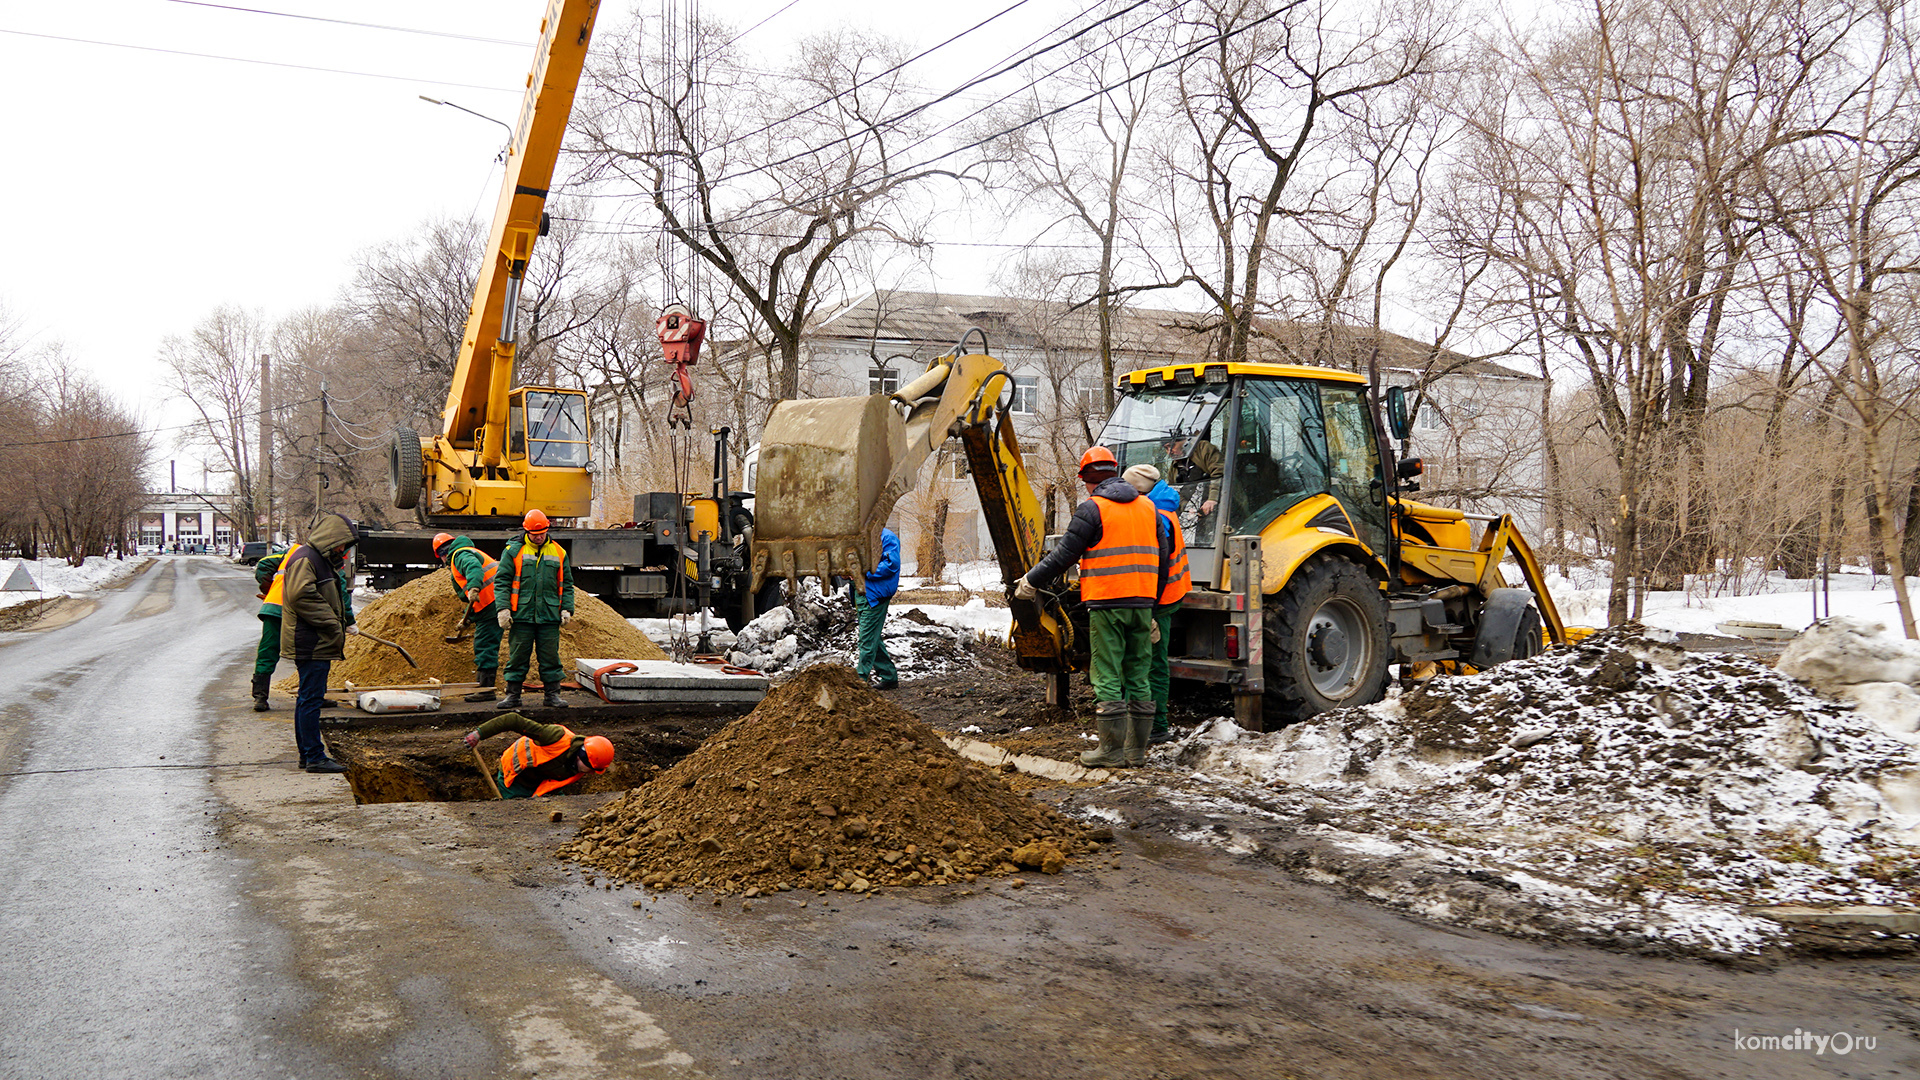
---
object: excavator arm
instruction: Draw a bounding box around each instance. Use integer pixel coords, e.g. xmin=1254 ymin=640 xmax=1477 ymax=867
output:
xmin=752 ymin=340 xmax=1075 ymax=675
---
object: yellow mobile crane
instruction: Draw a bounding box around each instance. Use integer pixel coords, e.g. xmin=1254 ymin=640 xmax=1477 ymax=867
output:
xmin=752 ymin=332 xmax=1566 ymax=728
xmin=388 ymin=0 xmax=600 ymax=522
xmin=368 ymin=0 xmax=776 ymax=627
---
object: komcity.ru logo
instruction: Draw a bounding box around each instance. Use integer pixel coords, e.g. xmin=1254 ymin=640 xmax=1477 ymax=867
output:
xmin=1732 ymin=1029 xmax=1877 ymax=1056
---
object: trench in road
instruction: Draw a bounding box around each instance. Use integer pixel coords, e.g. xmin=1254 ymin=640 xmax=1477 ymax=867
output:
xmin=0 ymin=558 xmax=336 ymax=1080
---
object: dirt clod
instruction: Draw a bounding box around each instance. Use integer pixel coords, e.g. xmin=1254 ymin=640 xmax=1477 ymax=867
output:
xmin=560 ymin=666 xmax=1095 ymax=895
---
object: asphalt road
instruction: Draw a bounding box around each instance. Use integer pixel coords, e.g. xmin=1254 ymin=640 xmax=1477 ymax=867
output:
xmin=0 ymin=557 xmax=1914 ymax=1080
xmin=0 ymin=557 xmax=331 ymax=1079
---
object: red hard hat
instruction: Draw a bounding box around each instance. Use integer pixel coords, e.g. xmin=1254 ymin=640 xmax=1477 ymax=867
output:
xmin=583 ymin=736 xmax=614 ymax=772
xmin=1078 ymin=446 xmax=1119 ymax=480
xmin=431 ymin=532 xmax=454 ymax=559
xmin=523 ymin=509 xmax=550 ymax=531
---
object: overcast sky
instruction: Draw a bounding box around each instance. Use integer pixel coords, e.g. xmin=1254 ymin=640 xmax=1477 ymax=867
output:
xmin=3 ymin=0 xmax=1055 ymax=463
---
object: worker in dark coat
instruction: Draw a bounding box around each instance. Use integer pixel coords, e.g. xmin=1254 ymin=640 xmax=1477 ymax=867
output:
xmin=463 ymin=715 xmax=613 ymax=798
xmin=1015 ymin=447 xmax=1172 ymax=768
xmin=279 ymin=512 xmax=359 ymax=773
xmin=494 ymin=508 xmax=575 ymax=710
xmin=856 ymin=526 xmax=901 ymax=689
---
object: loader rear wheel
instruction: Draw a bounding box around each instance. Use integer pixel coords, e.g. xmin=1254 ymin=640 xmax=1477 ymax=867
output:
xmin=389 ymin=428 xmax=423 ymax=511
xmin=1263 ymin=555 xmax=1389 ymax=727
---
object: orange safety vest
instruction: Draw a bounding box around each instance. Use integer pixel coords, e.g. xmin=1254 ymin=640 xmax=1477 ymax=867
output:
xmin=450 ymin=550 xmax=500 ymax=614
xmin=262 ymin=544 xmax=305 ymax=608
xmin=1079 ymin=495 xmax=1161 ymax=602
xmin=500 ymin=724 xmax=585 ymax=797
xmin=508 ymin=540 xmax=567 ymax=613
xmin=1157 ymin=508 xmax=1190 ymax=606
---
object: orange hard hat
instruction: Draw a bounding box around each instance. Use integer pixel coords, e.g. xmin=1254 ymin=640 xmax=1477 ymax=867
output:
xmin=431 ymin=532 xmax=455 ymax=559
xmin=523 ymin=509 xmax=550 ymax=531
xmin=583 ymin=736 xmax=614 ymax=772
xmin=1077 ymin=445 xmax=1119 ymax=480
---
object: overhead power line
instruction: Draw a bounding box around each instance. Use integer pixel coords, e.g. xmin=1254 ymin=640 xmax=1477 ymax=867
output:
xmin=0 ymin=395 xmax=322 ymax=449
xmin=0 ymin=27 xmax=517 ymax=93
xmin=160 ymin=1 xmax=527 ymax=46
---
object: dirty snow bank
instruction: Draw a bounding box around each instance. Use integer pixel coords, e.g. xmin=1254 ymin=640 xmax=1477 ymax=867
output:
xmin=1166 ymin=627 xmax=1920 ymax=954
xmin=1778 ymin=617 xmax=1920 ymax=746
xmin=0 ymin=556 xmax=146 ymax=608
xmin=725 ymin=584 xmax=1004 ymax=679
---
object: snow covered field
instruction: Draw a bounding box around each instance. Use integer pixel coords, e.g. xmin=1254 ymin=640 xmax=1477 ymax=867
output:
xmin=0 ymin=555 xmax=149 ymax=609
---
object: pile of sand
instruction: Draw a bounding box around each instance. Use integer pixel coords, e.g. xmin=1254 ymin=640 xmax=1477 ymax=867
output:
xmin=273 ymin=567 xmax=667 ymax=690
xmin=560 ymin=666 xmax=1098 ymax=896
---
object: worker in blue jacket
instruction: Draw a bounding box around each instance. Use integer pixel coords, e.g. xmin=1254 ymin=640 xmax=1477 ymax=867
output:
xmin=856 ymin=526 xmax=901 ymax=689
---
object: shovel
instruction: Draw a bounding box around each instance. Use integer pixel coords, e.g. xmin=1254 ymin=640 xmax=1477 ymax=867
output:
xmin=444 ymin=613 xmax=473 ymax=645
xmin=355 ymin=629 xmax=417 ymax=668
xmin=471 ymin=747 xmax=503 ymax=799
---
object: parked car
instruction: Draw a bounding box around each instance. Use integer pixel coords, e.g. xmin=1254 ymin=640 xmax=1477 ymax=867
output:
xmin=236 ymin=542 xmax=271 ymax=566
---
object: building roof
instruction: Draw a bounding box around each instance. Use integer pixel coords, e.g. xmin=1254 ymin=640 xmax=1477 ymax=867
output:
xmin=809 ymin=289 xmax=1536 ymax=381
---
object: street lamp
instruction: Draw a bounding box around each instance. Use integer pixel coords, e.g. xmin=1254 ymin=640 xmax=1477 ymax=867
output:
xmin=418 ymin=95 xmax=514 ymax=161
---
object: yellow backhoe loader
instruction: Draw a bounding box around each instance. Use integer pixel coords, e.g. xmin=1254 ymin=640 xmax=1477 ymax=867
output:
xmin=752 ymin=332 xmax=1565 ymax=729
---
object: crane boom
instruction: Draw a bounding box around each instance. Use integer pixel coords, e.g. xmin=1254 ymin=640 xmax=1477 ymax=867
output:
xmin=442 ymin=0 xmax=602 ymax=464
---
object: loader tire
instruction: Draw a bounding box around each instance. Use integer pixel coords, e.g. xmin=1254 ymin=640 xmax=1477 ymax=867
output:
xmin=1468 ymin=588 xmax=1543 ymax=669
xmin=1263 ymin=554 xmax=1390 ymax=727
xmin=390 ymin=428 xmax=423 ymax=511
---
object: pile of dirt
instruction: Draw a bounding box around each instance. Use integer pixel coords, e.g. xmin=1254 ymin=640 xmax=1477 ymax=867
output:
xmin=273 ymin=568 xmax=667 ymax=690
xmin=559 ymin=666 xmax=1100 ymax=896
xmin=1174 ymin=625 xmax=1920 ymax=954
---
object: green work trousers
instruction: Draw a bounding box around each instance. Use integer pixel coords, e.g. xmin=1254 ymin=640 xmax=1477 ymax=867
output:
xmin=855 ymin=592 xmax=896 ymax=684
xmin=254 ymin=615 xmax=282 ymax=676
xmin=1088 ymin=607 xmax=1153 ymax=704
xmin=471 ymin=611 xmax=503 ymax=676
xmin=1151 ymin=601 xmax=1179 ymax=726
xmin=505 ymin=620 xmax=564 ymax=686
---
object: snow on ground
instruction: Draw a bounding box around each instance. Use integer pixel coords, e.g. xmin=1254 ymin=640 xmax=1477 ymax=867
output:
xmin=1545 ymin=562 xmax=1916 ymax=638
xmin=1122 ymin=625 xmax=1920 ymax=956
xmin=0 ymin=555 xmax=147 ymax=609
xmin=719 ymin=582 xmax=1009 ymax=679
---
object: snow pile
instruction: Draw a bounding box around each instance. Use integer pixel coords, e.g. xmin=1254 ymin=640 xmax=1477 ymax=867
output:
xmin=0 ymin=556 xmax=146 ymax=609
xmin=1172 ymin=627 xmax=1920 ymax=954
xmin=1778 ymin=618 xmax=1920 ymax=745
xmin=725 ymin=584 xmax=1001 ymax=679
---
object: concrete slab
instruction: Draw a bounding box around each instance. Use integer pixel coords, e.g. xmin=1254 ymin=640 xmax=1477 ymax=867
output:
xmin=1746 ymin=904 xmax=1920 ymax=934
xmin=575 ymin=658 xmax=769 ymax=704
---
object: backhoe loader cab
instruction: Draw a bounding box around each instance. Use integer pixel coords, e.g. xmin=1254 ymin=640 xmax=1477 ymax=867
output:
xmin=1098 ymin=362 xmax=1565 ymax=726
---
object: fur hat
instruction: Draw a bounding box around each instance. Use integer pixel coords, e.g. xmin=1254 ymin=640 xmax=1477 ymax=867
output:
xmin=1123 ymin=463 xmax=1161 ymax=493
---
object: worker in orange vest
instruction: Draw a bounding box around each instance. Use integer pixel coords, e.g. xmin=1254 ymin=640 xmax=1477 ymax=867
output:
xmin=463 ymin=715 xmax=614 ymax=798
xmin=1126 ymin=464 xmax=1191 ymax=749
xmin=494 ymin=509 xmax=575 ymax=710
xmin=1015 ymin=447 xmax=1172 ymax=768
xmin=435 ymin=533 xmax=505 ymax=702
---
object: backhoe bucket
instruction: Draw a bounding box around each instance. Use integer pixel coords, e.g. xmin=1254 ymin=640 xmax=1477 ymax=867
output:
xmin=751 ymin=395 xmax=905 ymax=591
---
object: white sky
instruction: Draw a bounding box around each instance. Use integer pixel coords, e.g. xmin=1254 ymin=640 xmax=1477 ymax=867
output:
xmin=2 ymin=0 xmax=1055 ymax=459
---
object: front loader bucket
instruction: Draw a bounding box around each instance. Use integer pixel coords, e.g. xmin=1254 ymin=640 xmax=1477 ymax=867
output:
xmin=751 ymin=395 xmax=905 ymax=591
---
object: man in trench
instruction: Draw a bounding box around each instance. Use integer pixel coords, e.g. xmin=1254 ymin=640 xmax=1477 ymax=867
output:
xmin=463 ymin=715 xmax=615 ymax=798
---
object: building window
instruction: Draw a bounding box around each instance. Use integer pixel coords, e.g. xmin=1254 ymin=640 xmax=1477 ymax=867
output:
xmin=1077 ymin=381 xmax=1108 ymax=422
xmin=869 ymin=367 xmax=899 ymax=396
xmin=1011 ymin=375 xmax=1040 ymax=415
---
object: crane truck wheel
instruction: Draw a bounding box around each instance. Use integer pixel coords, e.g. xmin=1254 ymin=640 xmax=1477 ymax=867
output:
xmin=389 ymin=428 xmax=424 ymax=510
xmin=1263 ymin=554 xmax=1390 ymax=726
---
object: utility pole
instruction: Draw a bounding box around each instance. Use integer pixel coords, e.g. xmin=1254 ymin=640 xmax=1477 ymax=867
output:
xmin=259 ymin=353 xmax=273 ymax=542
xmin=314 ymin=377 xmax=328 ymax=512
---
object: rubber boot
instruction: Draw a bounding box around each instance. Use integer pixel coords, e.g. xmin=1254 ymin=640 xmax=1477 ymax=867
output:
xmin=1078 ymin=701 xmax=1130 ymax=769
xmin=251 ymin=672 xmax=271 ymax=712
xmin=1125 ymin=701 xmax=1155 ymax=766
xmin=465 ymin=669 xmax=497 ymax=703
xmin=498 ymin=682 xmax=523 ymax=710
xmin=542 ymin=686 xmax=568 ymax=709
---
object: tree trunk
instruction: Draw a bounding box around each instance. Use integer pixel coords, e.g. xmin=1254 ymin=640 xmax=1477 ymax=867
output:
xmin=925 ymin=498 xmax=949 ymax=585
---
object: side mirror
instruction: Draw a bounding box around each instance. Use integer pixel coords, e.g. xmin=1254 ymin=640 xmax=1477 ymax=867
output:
xmin=1386 ymin=386 xmax=1412 ymax=442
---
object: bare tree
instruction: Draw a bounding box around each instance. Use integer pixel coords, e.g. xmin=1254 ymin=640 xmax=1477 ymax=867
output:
xmin=159 ymin=305 xmax=266 ymax=532
xmin=575 ymin=17 xmax=973 ymax=404
xmin=24 ymin=355 xmax=152 ymax=564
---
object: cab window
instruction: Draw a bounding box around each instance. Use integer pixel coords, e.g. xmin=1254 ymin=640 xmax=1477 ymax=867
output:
xmin=523 ymin=391 xmax=589 ymax=468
